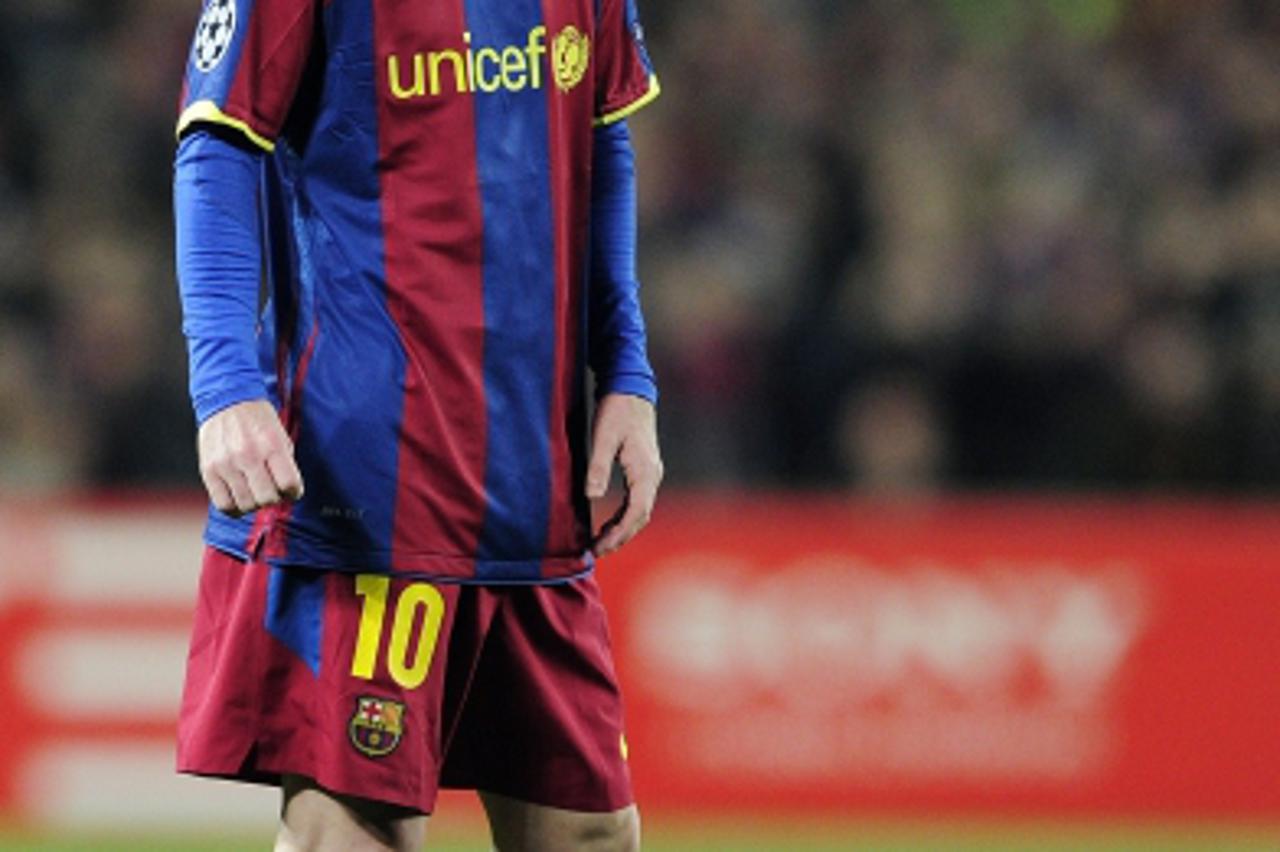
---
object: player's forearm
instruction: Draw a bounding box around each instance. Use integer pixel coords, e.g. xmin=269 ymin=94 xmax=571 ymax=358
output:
xmin=175 ymin=129 xmax=269 ymax=424
xmin=589 ymin=121 xmax=658 ymax=403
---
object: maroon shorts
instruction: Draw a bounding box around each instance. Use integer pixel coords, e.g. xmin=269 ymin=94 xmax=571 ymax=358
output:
xmin=177 ymin=547 xmax=633 ymax=814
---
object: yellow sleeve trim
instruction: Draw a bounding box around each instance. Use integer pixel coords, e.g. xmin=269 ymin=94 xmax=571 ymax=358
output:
xmin=595 ymin=75 xmax=661 ymax=127
xmin=177 ymin=100 xmax=276 ymax=153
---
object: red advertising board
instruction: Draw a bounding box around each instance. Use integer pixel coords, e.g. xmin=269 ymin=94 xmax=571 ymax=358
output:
xmin=598 ymin=496 xmax=1280 ymax=817
xmin=0 ymin=495 xmax=1276 ymax=825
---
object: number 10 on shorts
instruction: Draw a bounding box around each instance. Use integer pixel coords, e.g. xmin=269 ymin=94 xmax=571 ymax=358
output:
xmin=350 ymin=575 xmax=446 ymax=689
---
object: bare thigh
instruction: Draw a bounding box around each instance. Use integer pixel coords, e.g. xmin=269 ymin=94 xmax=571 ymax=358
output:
xmin=480 ymin=791 xmax=640 ymax=852
xmin=276 ymin=774 xmax=428 ymax=852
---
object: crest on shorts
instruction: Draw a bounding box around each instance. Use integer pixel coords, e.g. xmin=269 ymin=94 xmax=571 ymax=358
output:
xmin=349 ymin=695 xmax=406 ymax=758
xmin=193 ymin=0 xmax=236 ymax=73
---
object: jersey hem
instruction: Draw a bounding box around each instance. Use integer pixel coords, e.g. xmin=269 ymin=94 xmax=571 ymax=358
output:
xmin=204 ymin=531 xmax=596 ymax=586
xmin=177 ymin=100 xmax=277 ymax=153
xmin=595 ymin=75 xmax=661 ymax=127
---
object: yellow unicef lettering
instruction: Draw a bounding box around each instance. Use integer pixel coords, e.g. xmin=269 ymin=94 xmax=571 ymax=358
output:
xmin=351 ymin=575 xmax=391 ymax=679
xmin=390 ymin=24 xmax=567 ymax=100
xmin=526 ymin=25 xmax=547 ymax=90
xmin=501 ymin=45 xmax=528 ymax=91
xmin=429 ymin=49 xmax=466 ymax=96
xmin=463 ymin=32 xmax=477 ymax=93
xmin=475 ymin=47 xmax=502 ymax=93
xmin=387 ymin=584 xmax=446 ymax=689
xmin=387 ymin=54 xmax=426 ymax=99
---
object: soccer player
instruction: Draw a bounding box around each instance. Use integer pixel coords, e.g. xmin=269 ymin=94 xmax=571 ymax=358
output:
xmin=172 ymin=0 xmax=663 ymax=849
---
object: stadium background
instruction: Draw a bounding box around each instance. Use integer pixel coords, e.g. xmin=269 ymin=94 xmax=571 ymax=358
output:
xmin=0 ymin=0 xmax=1278 ymax=849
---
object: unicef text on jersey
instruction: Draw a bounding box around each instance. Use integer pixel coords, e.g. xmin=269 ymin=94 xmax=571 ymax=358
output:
xmin=387 ymin=25 xmax=591 ymax=101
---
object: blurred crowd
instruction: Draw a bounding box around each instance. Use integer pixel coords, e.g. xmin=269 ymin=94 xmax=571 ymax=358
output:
xmin=0 ymin=0 xmax=1277 ymax=494
xmin=641 ymin=0 xmax=1280 ymax=492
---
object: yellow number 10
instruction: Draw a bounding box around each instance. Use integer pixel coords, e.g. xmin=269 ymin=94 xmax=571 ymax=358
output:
xmin=350 ymin=575 xmax=446 ymax=690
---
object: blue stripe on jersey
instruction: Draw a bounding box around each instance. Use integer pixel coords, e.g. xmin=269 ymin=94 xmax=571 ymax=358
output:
xmin=465 ymin=0 xmax=556 ymax=580
xmin=275 ymin=0 xmax=403 ymax=568
xmin=265 ymin=565 xmax=325 ymax=675
xmin=185 ymin=0 xmax=256 ymax=104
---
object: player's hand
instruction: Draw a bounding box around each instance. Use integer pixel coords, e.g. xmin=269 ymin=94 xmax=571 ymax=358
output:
xmin=197 ymin=399 xmax=304 ymax=518
xmin=586 ymin=393 xmax=663 ymax=557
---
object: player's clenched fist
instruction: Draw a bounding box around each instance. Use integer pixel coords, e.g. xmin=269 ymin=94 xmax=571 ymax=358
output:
xmin=198 ymin=399 xmax=304 ymax=517
xmin=587 ymin=393 xmax=664 ymax=557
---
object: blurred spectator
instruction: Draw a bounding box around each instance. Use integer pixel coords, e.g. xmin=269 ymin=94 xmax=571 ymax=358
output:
xmin=0 ymin=0 xmax=1277 ymax=493
xmin=834 ymin=372 xmax=948 ymax=495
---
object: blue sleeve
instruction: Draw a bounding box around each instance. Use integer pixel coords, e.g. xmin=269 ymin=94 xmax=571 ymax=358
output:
xmin=174 ymin=130 xmax=269 ymax=424
xmin=589 ymin=120 xmax=658 ymax=403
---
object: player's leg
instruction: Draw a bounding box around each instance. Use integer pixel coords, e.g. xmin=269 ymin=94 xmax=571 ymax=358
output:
xmin=479 ymin=791 xmax=640 ymax=852
xmin=275 ymin=774 xmax=426 ymax=852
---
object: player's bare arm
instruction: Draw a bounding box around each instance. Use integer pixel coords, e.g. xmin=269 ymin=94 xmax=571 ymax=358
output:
xmin=198 ymin=399 xmax=303 ymax=517
xmin=588 ymin=392 xmax=663 ymax=557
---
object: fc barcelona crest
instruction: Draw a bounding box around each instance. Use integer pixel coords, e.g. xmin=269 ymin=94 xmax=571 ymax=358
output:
xmin=553 ymin=25 xmax=590 ymax=92
xmin=349 ymin=696 xmax=406 ymax=758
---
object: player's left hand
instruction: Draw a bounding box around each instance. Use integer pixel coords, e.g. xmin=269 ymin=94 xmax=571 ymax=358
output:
xmin=587 ymin=393 xmax=663 ymax=557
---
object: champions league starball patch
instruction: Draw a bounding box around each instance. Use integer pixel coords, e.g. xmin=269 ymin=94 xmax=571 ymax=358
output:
xmin=349 ymin=695 xmax=406 ymax=758
xmin=193 ymin=0 xmax=236 ymax=73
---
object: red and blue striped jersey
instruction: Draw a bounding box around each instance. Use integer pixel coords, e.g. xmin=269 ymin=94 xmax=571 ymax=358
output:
xmin=177 ymin=0 xmax=659 ymax=583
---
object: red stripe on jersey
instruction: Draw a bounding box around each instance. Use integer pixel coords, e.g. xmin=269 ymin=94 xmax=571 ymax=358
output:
xmin=245 ymin=319 xmax=320 ymax=563
xmin=281 ymin=321 xmax=320 ymax=445
xmin=541 ymin=0 xmax=596 ymax=562
xmin=223 ymin=2 xmax=318 ymax=142
xmin=374 ymin=2 xmax=489 ymax=566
